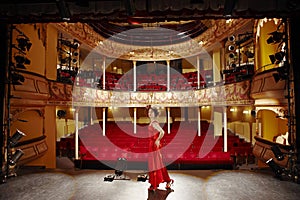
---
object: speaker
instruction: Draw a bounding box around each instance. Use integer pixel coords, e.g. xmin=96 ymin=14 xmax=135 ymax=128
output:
xmin=57 ymin=110 xmax=66 ymax=118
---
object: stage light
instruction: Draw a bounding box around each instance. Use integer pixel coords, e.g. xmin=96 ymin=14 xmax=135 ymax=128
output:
xmin=8 ymin=149 xmax=24 ymax=166
xmin=104 ymin=174 xmax=115 ymax=182
xmin=230 ymin=63 xmax=236 ymax=68
xmin=266 ymin=158 xmax=283 ymax=177
xmin=269 ymin=51 xmax=285 ymax=64
xmin=223 ymin=0 xmax=236 ymax=17
xmin=137 ymin=174 xmax=148 ymax=182
xmin=228 ymin=45 xmax=235 ymax=51
xmin=14 ymin=54 xmax=31 ymax=69
xmin=11 ymin=73 xmax=25 ymax=85
xmin=56 ymin=0 xmax=71 ymax=20
xmin=235 ymin=35 xmax=253 ymax=46
xmin=267 ymin=31 xmax=284 ymax=44
xmin=16 ymin=37 xmax=32 ymax=51
xmin=61 ymin=39 xmax=80 ymax=50
xmin=229 ymin=52 xmax=235 ymax=59
xmin=271 ymin=145 xmax=284 ymax=161
xmin=228 ymin=35 xmax=235 ymax=42
xmin=273 ymin=67 xmax=288 ymax=83
xmin=9 ymin=129 xmax=26 ymax=147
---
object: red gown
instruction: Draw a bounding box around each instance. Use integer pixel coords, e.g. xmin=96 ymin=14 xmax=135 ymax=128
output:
xmin=148 ymin=121 xmax=171 ymax=189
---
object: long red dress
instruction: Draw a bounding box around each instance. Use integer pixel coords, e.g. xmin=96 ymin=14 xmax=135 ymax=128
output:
xmin=148 ymin=121 xmax=171 ymax=189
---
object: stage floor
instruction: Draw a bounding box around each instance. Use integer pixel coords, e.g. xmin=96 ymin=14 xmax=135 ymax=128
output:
xmin=0 ymin=158 xmax=299 ymax=200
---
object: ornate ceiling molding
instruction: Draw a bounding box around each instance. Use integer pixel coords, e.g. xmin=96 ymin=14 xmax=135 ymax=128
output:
xmin=55 ymin=18 xmax=253 ymax=61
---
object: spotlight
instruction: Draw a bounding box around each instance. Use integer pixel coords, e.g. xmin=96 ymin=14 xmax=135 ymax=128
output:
xmin=271 ymin=145 xmax=284 ymax=161
xmin=273 ymin=67 xmax=288 ymax=83
xmin=223 ymin=0 xmax=236 ymax=17
xmin=269 ymin=51 xmax=285 ymax=64
xmin=266 ymin=158 xmax=283 ymax=177
xmin=228 ymin=35 xmax=235 ymax=42
xmin=267 ymin=31 xmax=284 ymax=44
xmin=9 ymin=129 xmax=26 ymax=147
xmin=235 ymin=35 xmax=253 ymax=46
xmin=137 ymin=174 xmax=148 ymax=182
xmin=229 ymin=52 xmax=235 ymax=59
xmin=14 ymin=54 xmax=31 ymax=69
xmin=16 ymin=37 xmax=32 ymax=51
xmin=8 ymin=149 xmax=24 ymax=166
xmin=104 ymin=174 xmax=115 ymax=182
xmin=115 ymin=169 xmax=123 ymax=177
xmin=228 ymin=45 xmax=235 ymax=51
xmin=230 ymin=63 xmax=236 ymax=69
xmin=61 ymin=39 xmax=80 ymax=50
xmin=11 ymin=73 xmax=25 ymax=85
xmin=56 ymin=0 xmax=71 ymax=21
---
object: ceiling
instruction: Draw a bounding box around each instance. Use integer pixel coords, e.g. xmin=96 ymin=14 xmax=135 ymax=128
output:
xmin=1 ymin=0 xmax=298 ymax=62
xmin=0 ymin=0 xmax=299 ymax=24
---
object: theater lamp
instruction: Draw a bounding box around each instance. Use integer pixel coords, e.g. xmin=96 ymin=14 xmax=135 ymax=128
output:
xmin=14 ymin=54 xmax=31 ymax=69
xmin=11 ymin=72 xmax=25 ymax=85
xmin=266 ymin=158 xmax=283 ymax=177
xmin=267 ymin=31 xmax=284 ymax=44
xmin=8 ymin=149 xmax=24 ymax=166
xmin=271 ymin=145 xmax=284 ymax=161
xmin=16 ymin=36 xmax=32 ymax=51
xmin=9 ymin=129 xmax=26 ymax=147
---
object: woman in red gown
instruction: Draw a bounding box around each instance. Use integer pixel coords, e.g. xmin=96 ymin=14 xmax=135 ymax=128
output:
xmin=146 ymin=105 xmax=174 ymax=191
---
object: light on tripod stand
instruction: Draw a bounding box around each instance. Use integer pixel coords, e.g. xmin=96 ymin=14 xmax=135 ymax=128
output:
xmin=8 ymin=149 xmax=24 ymax=166
xmin=266 ymin=158 xmax=283 ymax=177
xmin=271 ymin=145 xmax=284 ymax=161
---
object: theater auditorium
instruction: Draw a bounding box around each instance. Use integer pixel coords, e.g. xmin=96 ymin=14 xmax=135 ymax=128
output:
xmin=0 ymin=1 xmax=300 ymax=199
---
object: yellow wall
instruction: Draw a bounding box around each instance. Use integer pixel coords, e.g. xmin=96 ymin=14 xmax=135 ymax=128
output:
xmin=14 ymin=24 xmax=46 ymax=75
xmin=45 ymin=24 xmax=58 ymax=80
xmin=256 ymin=19 xmax=282 ymax=71
xmin=28 ymin=106 xmax=57 ymax=168
xmin=10 ymin=110 xmax=43 ymax=141
xmin=261 ymin=110 xmax=280 ymax=141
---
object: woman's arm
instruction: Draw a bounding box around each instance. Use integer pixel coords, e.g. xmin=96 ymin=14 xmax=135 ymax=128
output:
xmin=152 ymin=122 xmax=165 ymax=147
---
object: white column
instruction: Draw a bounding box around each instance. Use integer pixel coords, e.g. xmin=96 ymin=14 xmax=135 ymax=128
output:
xmin=223 ymin=106 xmax=228 ymax=152
xmin=167 ymin=107 xmax=171 ymax=134
xmin=167 ymin=60 xmax=170 ymax=91
xmin=198 ymin=107 xmax=201 ymax=136
xmin=102 ymin=107 xmax=106 ymax=136
xmin=90 ymin=107 xmax=93 ymax=125
xmin=102 ymin=57 xmax=106 ymax=90
xmin=75 ymin=108 xmax=79 ymax=159
xmin=197 ymin=56 xmax=200 ymax=89
xmin=133 ymin=61 xmax=137 ymax=91
xmin=134 ymin=107 xmax=137 ymax=134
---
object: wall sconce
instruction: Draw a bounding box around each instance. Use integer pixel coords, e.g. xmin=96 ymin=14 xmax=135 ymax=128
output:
xmin=243 ymin=110 xmax=250 ymax=114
